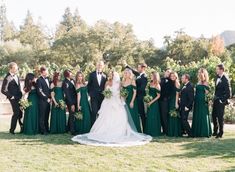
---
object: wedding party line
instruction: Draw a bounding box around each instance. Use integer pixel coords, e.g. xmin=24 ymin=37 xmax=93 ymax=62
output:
xmin=1 ymin=60 xmax=231 ymax=146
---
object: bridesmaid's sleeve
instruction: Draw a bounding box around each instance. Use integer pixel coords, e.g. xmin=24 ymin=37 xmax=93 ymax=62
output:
xmin=51 ymin=87 xmax=55 ymax=92
xmin=205 ymin=85 xmax=209 ymax=91
xmin=176 ymin=88 xmax=181 ymax=92
xmin=132 ymin=86 xmax=137 ymax=90
xmin=76 ymin=88 xmax=81 ymax=93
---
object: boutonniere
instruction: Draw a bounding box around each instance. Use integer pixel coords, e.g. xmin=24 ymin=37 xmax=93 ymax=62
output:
xmin=66 ymin=83 xmax=69 ymax=88
xmin=182 ymin=85 xmax=186 ymax=90
xmin=165 ymin=79 xmax=168 ymax=83
xmin=136 ymin=76 xmax=141 ymax=80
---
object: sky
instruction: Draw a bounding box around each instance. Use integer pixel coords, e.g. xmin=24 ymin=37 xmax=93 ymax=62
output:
xmin=4 ymin=0 xmax=235 ymax=47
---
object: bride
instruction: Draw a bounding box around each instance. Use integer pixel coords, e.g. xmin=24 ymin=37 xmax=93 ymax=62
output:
xmin=72 ymin=71 xmax=152 ymax=147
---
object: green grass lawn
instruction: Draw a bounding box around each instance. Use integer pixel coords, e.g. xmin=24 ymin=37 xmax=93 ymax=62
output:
xmin=0 ymin=116 xmax=235 ymax=172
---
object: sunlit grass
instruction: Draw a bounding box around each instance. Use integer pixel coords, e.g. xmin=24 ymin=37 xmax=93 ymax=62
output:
xmin=0 ymin=116 xmax=234 ymax=172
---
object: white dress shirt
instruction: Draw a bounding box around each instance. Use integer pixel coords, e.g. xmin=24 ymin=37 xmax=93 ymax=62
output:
xmin=96 ymin=71 xmax=102 ymax=86
xmin=10 ymin=72 xmax=19 ymax=85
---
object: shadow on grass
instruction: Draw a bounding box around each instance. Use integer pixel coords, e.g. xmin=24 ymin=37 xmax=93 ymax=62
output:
xmin=0 ymin=131 xmax=75 ymax=145
xmin=162 ymin=136 xmax=235 ymax=159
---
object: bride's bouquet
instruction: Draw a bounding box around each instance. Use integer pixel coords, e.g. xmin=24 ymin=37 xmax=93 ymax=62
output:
xmin=120 ymin=88 xmax=128 ymax=99
xmin=103 ymin=88 xmax=112 ymax=99
xmin=19 ymin=98 xmax=32 ymax=111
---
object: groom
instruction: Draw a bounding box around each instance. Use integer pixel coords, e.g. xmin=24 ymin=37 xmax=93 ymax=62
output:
xmin=87 ymin=60 xmax=107 ymax=125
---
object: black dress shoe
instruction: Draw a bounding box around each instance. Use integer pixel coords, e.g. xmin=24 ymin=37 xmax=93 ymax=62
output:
xmin=212 ymin=132 xmax=218 ymax=136
xmin=41 ymin=131 xmax=49 ymax=135
xmin=9 ymin=130 xmax=15 ymax=135
xmin=71 ymin=131 xmax=76 ymax=136
xmin=215 ymin=134 xmax=222 ymax=139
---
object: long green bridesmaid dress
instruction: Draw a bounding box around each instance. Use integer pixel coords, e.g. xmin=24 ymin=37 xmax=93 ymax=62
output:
xmin=75 ymin=86 xmax=91 ymax=134
xmin=167 ymin=86 xmax=182 ymax=137
xmin=192 ymin=84 xmax=212 ymax=137
xmin=123 ymin=85 xmax=142 ymax=132
xmin=23 ymin=89 xmax=39 ymax=135
xmin=50 ymin=87 xmax=67 ymax=134
xmin=145 ymin=87 xmax=161 ymax=137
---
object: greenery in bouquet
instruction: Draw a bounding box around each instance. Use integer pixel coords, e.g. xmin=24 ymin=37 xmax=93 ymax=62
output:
xmin=19 ymin=98 xmax=32 ymax=110
xmin=103 ymin=89 xmax=112 ymax=99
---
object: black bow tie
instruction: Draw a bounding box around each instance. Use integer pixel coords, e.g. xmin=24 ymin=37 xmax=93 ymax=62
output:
xmin=98 ymin=72 xmax=102 ymax=75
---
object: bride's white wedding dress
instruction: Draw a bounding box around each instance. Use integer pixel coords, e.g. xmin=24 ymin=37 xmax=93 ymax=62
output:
xmin=72 ymin=72 xmax=152 ymax=147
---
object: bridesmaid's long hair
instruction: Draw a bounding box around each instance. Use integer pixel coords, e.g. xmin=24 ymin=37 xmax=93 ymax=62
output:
xmin=75 ymin=71 xmax=86 ymax=85
xmin=151 ymin=71 xmax=160 ymax=86
xmin=169 ymin=71 xmax=180 ymax=86
xmin=24 ymin=73 xmax=36 ymax=93
xmin=52 ymin=72 xmax=60 ymax=87
xmin=198 ymin=68 xmax=209 ymax=83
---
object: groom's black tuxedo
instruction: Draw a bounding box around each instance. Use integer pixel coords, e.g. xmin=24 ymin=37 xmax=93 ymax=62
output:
xmin=125 ymin=66 xmax=147 ymax=131
xmin=179 ymin=82 xmax=194 ymax=136
xmin=212 ymin=75 xmax=231 ymax=137
xmin=87 ymin=71 xmax=107 ymax=125
xmin=36 ymin=76 xmax=51 ymax=134
xmin=1 ymin=73 xmax=23 ymax=133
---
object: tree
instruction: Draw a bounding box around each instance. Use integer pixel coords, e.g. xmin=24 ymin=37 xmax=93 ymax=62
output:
xmin=2 ymin=21 xmax=17 ymax=41
xmin=55 ymin=7 xmax=88 ymax=39
xmin=19 ymin=11 xmax=49 ymax=51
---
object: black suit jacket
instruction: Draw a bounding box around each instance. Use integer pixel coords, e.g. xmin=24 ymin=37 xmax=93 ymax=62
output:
xmin=180 ymin=82 xmax=194 ymax=110
xmin=125 ymin=66 xmax=148 ymax=98
xmin=159 ymin=77 xmax=173 ymax=101
xmin=62 ymin=78 xmax=77 ymax=106
xmin=1 ymin=73 xmax=22 ymax=100
xmin=87 ymin=71 xmax=107 ymax=98
xmin=36 ymin=76 xmax=51 ymax=101
xmin=214 ymin=75 xmax=231 ymax=104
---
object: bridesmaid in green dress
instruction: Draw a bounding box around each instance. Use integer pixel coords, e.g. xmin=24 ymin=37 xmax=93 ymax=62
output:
xmin=167 ymin=72 xmax=182 ymax=137
xmin=23 ymin=73 xmax=39 ymax=135
xmin=50 ymin=72 xmax=66 ymax=134
xmin=192 ymin=68 xmax=212 ymax=137
xmin=122 ymin=69 xmax=142 ymax=133
xmin=145 ymin=71 xmax=161 ymax=137
xmin=75 ymin=71 xmax=91 ymax=134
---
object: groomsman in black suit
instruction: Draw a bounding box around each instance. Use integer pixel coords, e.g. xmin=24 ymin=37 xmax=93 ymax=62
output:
xmin=62 ymin=69 xmax=77 ymax=135
xmin=124 ymin=61 xmax=148 ymax=132
xmin=36 ymin=66 xmax=51 ymax=135
xmin=212 ymin=64 xmax=231 ymax=138
xmin=180 ymin=74 xmax=194 ymax=137
xmin=159 ymin=69 xmax=172 ymax=135
xmin=87 ymin=60 xmax=107 ymax=125
xmin=1 ymin=62 xmax=23 ymax=134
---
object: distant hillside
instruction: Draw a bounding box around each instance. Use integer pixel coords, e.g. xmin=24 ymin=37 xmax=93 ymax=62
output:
xmin=220 ymin=30 xmax=235 ymax=46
